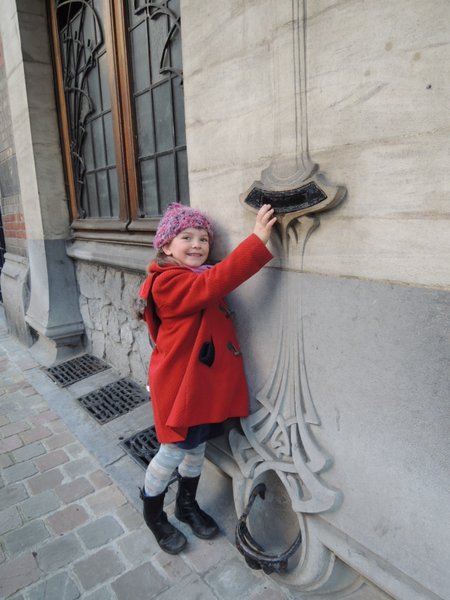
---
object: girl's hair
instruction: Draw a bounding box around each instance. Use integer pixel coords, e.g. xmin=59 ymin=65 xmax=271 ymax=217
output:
xmin=152 ymin=249 xmax=182 ymax=269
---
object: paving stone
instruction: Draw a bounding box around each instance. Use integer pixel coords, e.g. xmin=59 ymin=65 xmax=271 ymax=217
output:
xmin=184 ymin=535 xmax=237 ymax=574
xmin=0 ymin=415 xmax=9 ymax=426
xmin=78 ymin=515 xmax=124 ymax=549
xmin=35 ymin=533 xmax=84 ymax=573
xmin=27 ymin=468 xmax=65 ymax=495
xmin=46 ymin=419 xmax=66 ymax=434
xmin=85 ymin=485 xmax=127 ymax=516
xmin=153 ymin=549 xmax=192 ymax=581
xmin=64 ymin=442 xmax=87 ymax=459
xmin=250 ymin=584 xmax=290 ymax=600
xmin=117 ymin=528 xmax=159 ymax=566
xmin=82 ymin=585 xmax=113 ymax=600
xmin=0 ymin=434 xmax=24 ymax=453
xmin=0 ymin=553 xmax=40 ymax=599
xmin=45 ymin=504 xmax=89 ymax=535
xmin=0 ymin=544 xmax=5 ymax=564
xmin=115 ymin=503 xmax=142 ymax=531
xmin=73 ymin=548 xmax=125 ymax=591
xmin=33 ymin=449 xmax=70 ymax=472
xmin=88 ymin=469 xmax=112 ymax=490
xmin=0 ymin=453 xmax=13 ymax=468
xmin=0 ymin=482 xmax=28 ymax=510
xmin=20 ymin=425 xmax=52 ymax=445
xmin=12 ymin=442 xmax=46 ymax=463
xmin=3 ymin=461 xmax=38 ymax=484
xmin=20 ymin=490 xmax=60 ymax=520
xmin=155 ymin=573 xmax=218 ymax=600
xmin=0 ymin=505 xmax=22 ymax=535
xmin=111 ymin=562 xmax=167 ymax=599
xmin=5 ymin=520 xmax=50 ymax=556
xmin=63 ymin=456 xmax=98 ymax=479
xmin=45 ymin=432 xmax=76 ymax=451
xmin=24 ymin=572 xmax=80 ymax=600
xmin=0 ymin=421 xmax=30 ymax=438
xmin=29 ymin=410 xmax=59 ymax=426
xmin=204 ymin=557 xmax=265 ymax=600
xmin=55 ymin=477 xmax=95 ymax=504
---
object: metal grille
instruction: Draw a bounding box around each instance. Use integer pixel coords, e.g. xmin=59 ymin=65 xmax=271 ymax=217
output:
xmin=120 ymin=426 xmax=177 ymax=482
xmin=121 ymin=426 xmax=159 ymax=468
xmin=45 ymin=354 xmax=109 ymax=386
xmin=77 ymin=378 xmax=148 ymax=424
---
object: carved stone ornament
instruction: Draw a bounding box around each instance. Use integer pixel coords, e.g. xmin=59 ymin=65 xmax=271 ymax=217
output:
xmin=229 ymin=1 xmax=364 ymax=595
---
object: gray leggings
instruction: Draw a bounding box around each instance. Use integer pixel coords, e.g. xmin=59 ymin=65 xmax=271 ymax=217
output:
xmin=144 ymin=442 xmax=206 ymax=496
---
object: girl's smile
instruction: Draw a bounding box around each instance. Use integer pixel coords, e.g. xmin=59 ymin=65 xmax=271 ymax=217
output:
xmin=163 ymin=228 xmax=210 ymax=268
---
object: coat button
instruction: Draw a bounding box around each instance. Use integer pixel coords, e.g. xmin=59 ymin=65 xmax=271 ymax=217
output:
xmin=227 ymin=341 xmax=241 ymax=356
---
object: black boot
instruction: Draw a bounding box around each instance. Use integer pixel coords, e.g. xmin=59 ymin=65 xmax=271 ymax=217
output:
xmin=140 ymin=488 xmax=187 ymax=554
xmin=175 ymin=475 xmax=219 ymax=539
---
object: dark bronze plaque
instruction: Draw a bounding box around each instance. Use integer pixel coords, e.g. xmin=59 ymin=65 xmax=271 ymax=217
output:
xmin=244 ymin=181 xmax=327 ymax=215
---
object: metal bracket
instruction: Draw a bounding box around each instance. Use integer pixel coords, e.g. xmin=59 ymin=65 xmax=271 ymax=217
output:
xmin=235 ymin=483 xmax=302 ymax=574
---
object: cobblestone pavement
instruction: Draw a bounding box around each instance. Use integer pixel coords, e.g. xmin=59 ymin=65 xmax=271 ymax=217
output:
xmin=0 ymin=309 xmax=291 ymax=600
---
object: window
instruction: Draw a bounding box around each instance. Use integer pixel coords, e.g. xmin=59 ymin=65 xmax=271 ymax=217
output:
xmin=49 ymin=0 xmax=189 ymax=239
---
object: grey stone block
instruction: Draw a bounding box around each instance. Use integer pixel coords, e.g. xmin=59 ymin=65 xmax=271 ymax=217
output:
xmin=116 ymin=528 xmax=159 ymax=566
xmin=25 ymin=572 xmax=80 ymax=600
xmin=3 ymin=461 xmax=38 ymax=484
xmin=73 ymin=548 xmax=125 ymax=591
xmin=82 ymin=586 xmax=113 ymax=600
xmin=77 ymin=515 xmax=124 ymax=549
xmin=63 ymin=457 xmax=98 ymax=479
xmin=5 ymin=520 xmax=50 ymax=555
xmin=155 ymin=573 xmax=218 ymax=600
xmin=111 ymin=562 xmax=167 ymax=599
xmin=0 ymin=553 xmax=40 ymax=598
xmin=12 ymin=441 xmax=46 ymax=463
xmin=0 ymin=482 xmax=28 ymax=510
xmin=204 ymin=557 xmax=264 ymax=600
xmin=0 ymin=505 xmax=22 ymax=535
xmin=35 ymin=533 xmax=84 ymax=573
xmin=20 ymin=490 xmax=60 ymax=520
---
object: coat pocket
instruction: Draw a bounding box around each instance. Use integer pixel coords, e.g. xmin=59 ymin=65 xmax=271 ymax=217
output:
xmin=199 ymin=339 xmax=215 ymax=367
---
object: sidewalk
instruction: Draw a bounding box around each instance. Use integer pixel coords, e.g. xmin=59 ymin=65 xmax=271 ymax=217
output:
xmin=0 ymin=308 xmax=290 ymax=600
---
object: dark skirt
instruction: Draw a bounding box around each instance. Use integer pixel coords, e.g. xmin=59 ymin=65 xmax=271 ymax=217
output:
xmin=177 ymin=422 xmax=224 ymax=450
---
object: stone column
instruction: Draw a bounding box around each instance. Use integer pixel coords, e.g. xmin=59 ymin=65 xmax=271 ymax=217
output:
xmin=1 ymin=0 xmax=84 ymax=365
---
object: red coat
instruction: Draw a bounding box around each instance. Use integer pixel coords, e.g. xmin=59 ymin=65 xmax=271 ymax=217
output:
xmin=139 ymin=234 xmax=273 ymax=443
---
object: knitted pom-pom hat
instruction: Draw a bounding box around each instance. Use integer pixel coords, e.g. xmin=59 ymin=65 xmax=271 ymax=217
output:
xmin=153 ymin=203 xmax=214 ymax=249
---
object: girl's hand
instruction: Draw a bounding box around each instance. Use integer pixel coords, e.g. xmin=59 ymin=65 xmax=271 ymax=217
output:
xmin=253 ymin=204 xmax=277 ymax=245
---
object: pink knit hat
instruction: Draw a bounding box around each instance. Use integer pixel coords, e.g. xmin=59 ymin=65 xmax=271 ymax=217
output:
xmin=153 ymin=203 xmax=214 ymax=249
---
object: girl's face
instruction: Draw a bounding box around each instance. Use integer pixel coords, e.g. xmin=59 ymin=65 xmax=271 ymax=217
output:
xmin=162 ymin=228 xmax=210 ymax=268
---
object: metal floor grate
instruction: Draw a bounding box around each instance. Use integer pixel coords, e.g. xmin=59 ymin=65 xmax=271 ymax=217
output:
xmin=77 ymin=378 xmax=148 ymax=424
xmin=45 ymin=354 xmax=109 ymax=387
xmin=121 ymin=426 xmax=160 ymax=469
xmin=120 ymin=426 xmax=177 ymax=482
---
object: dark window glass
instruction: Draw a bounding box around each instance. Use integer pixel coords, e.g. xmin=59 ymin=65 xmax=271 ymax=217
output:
xmin=127 ymin=0 xmax=189 ymax=215
xmin=53 ymin=0 xmax=189 ymax=228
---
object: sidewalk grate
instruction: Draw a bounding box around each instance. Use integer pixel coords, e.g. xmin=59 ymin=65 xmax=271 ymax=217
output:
xmin=120 ymin=426 xmax=177 ymax=482
xmin=121 ymin=426 xmax=161 ymax=469
xmin=44 ymin=354 xmax=109 ymax=387
xmin=77 ymin=378 xmax=148 ymax=424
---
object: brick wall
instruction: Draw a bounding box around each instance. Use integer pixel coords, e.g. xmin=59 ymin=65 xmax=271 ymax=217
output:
xmin=0 ymin=33 xmax=26 ymax=259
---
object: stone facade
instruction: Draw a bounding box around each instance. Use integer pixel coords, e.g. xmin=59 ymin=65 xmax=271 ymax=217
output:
xmin=76 ymin=262 xmax=149 ymax=386
xmin=0 ymin=1 xmax=448 ymax=599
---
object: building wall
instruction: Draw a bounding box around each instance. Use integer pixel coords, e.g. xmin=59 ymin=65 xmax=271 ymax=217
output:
xmin=0 ymin=0 xmax=448 ymax=597
xmin=75 ymin=261 xmax=149 ymax=385
xmin=0 ymin=26 xmax=31 ymax=345
xmin=180 ymin=0 xmax=450 ymax=598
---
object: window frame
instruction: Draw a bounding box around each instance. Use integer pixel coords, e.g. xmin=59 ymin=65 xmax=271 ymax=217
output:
xmin=48 ymin=0 xmax=184 ymax=242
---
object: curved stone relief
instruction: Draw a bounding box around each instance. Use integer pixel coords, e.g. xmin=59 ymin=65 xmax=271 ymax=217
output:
xmin=228 ymin=0 xmax=360 ymax=594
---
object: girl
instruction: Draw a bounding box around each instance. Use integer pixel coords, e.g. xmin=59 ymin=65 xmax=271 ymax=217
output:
xmin=138 ymin=202 xmax=276 ymax=554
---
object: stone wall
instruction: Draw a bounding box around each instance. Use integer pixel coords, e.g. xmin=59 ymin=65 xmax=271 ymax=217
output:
xmin=76 ymin=261 xmax=150 ymax=386
xmin=180 ymin=0 xmax=450 ymax=598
